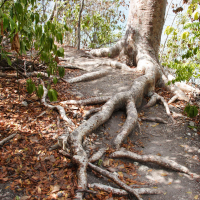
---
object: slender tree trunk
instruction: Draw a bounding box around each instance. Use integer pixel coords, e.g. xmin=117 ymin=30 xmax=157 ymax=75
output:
xmin=77 ymin=0 xmax=84 ymax=50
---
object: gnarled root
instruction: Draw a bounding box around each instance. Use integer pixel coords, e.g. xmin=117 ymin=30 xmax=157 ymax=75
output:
xmin=110 ymin=150 xmax=191 ymax=174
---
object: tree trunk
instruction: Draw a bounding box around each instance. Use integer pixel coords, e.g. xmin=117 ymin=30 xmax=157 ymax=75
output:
xmin=124 ymin=0 xmax=166 ymax=65
xmin=77 ymin=0 xmax=84 ymax=50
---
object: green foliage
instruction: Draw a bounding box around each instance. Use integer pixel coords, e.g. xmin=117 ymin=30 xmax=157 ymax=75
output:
xmin=26 ymin=79 xmax=35 ymax=94
xmin=36 ymin=84 xmax=44 ymax=99
xmin=0 ymin=0 xmax=126 ymax=101
xmin=161 ymin=2 xmax=200 ymax=84
xmin=48 ymin=89 xmax=57 ymax=102
xmin=184 ymin=103 xmax=198 ymax=117
xmin=58 ymin=67 xmax=65 ymax=78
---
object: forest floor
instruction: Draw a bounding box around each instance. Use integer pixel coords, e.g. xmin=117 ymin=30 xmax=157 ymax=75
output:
xmin=0 ymin=46 xmax=200 ymax=200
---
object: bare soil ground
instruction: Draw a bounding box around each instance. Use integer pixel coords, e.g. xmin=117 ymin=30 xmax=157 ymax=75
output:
xmin=0 ymin=46 xmax=200 ymax=200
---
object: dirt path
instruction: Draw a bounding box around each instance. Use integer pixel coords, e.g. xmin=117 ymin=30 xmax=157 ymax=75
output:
xmin=62 ymin=46 xmax=200 ymax=200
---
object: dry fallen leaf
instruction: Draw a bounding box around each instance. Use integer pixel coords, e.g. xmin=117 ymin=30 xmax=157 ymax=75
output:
xmin=11 ymin=32 xmax=20 ymax=53
xmin=51 ymin=184 xmax=60 ymax=193
xmin=152 ymin=123 xmax=159 ymax=127
xmin=194 ymin=195 xmax=199 ymax=199
xmin=161 ymin=173 xmax=168 ymax=176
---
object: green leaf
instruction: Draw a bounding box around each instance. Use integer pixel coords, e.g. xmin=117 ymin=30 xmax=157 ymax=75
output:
xmin=48 ymin=89 xmax=57 ymax=102
xmin=26 ymin=79 xmax=35 ymax=94
xmin=10 ymin=19 xmax=16 ymax=31
xmin=197 ymin=51 xmax=200 ymax=59
xmin=184 ymin=104 xmax=198 ymax=118
xmin=181 ymin=31 xmax=189 ymax=40
xmin=15 ymin=2 xmax=23 ymax=15
xmin=35 ymin=13 xmax=39 ymax=25
xmin=3 ymin=17 xmax=9 ymax=30
xmin=164 ymin=26 xmax=174 ymax=35
xmin=53 ymin=77 xmax=58 ymax=84
xmin=36 ymin=84 xmax=44 ymax=99
xmin=6 ymin=56 xmax=12 ymax=66
xmin=192 ymin=11 xmax=199 ymax=20
xmin=58 ymin=67 xmax=65 ymax=78
xmin=57 ymin=47 xmax=64 ymax=57
xmin=56 ymin=32 xmax=63 ymax=44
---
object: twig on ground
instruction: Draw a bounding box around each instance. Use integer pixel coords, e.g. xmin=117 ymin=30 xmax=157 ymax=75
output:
xmin=0 ymin=133 xmax=17 ymax=146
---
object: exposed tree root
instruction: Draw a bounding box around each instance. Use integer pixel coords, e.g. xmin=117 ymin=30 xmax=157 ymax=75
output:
xmin=88 ymin=183 xmax=163 ymax=196
xmin=140 ymin=117 xmax=168 ymax=124
xmin=60 ymin=96 xmax=111 ymax=106
xmin=41 ymin=81 xmax=75 ymax=128
xmin=144 ymin=93 xmax=175 ymax=123
xmin=110 ymin=150 xmax=191 ymax=174
xmin=83 ymin=107 xmax=102 ymax=120
xmin=0 ymin=133 xmax=17 ymax=146
xmin=65 ymin=69 xmax=110 ymax=83
xmin=88 ymin=163 xmax=143 ymax=200
xmin=58 ymin=64 xmax=88 ymax=71
xmin=88 ymin=147 xmax=106 ymax=163
xmin=102 ymin=60 xmax=137 ymax=72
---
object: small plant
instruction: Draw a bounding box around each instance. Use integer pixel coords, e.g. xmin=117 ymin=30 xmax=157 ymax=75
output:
xmin=97 ymin=159 xmax=103 ymax=166
xmin=184 ymin=103 xmax=198 ymax=118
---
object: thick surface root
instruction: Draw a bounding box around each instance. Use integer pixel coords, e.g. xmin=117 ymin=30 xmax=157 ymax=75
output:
xmin=110 ymin=150 xmax=190 ymax=174
xmin=88 ymin=148 xmax=106 ymax=163
xmin=65 ymin=69 xmax=110 ymax=83
xmin=114 ymin=99 xmax=138 ymax=149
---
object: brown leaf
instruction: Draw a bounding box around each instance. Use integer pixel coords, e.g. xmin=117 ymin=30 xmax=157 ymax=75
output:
xmin=1 ymin=20 xmax=3 ymax=36
xmin=11 ymin=32 xmax=20 ymax=53
xmin=55 ymin=56 xmax=59 ymax=63
xmin=51 ymin=184 xmax=60 ymax=193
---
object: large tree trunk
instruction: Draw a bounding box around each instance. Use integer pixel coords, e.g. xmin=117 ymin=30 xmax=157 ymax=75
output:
xmin=55 ymin=0 xmax=199 ymax=199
